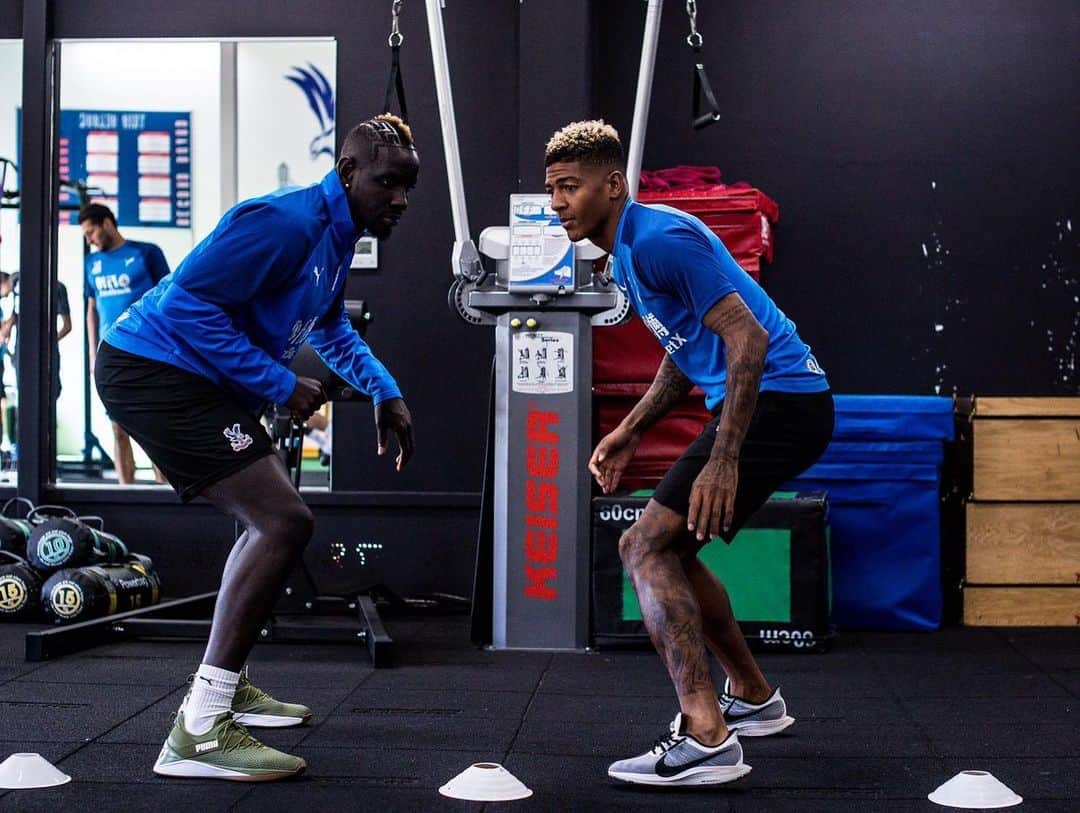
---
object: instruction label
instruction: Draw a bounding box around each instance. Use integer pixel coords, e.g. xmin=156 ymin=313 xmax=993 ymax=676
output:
xmin=512 ymin=331 xmax=574 ymax=395
xmin=508 ymin=194 xmax=574 ymax=293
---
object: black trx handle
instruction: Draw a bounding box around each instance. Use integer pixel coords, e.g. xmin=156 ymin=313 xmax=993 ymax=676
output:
xmin=382 ymin=0 xmax=409 ymax=123
xmin=691 ymin=47 xmax=722 ymax=130
xmin=686 ymin=0 xmax=721 ymax=130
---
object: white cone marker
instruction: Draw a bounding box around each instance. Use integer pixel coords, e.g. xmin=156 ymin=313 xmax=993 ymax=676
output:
xmin=0 ymin=753 xmax=72 ymax=789
xmin=439 ymin=762 xmax=532 ymax=802
xmin=929 ymin=770 xmax=1022 ymax=809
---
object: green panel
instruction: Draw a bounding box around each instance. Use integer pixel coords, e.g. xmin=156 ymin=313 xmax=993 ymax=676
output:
xmin=622 ymin=529 xmax=792 ymax=623
xmin=621 ymin=570 xmax=640 ymax=620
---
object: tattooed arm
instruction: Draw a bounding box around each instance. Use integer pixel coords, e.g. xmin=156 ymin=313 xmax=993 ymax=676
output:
xmin=589 ymin=354 xmax=694 ymax=494
xmin=687 ymin=293 xmax=768 ymax=540
xmin=622 ymin=353 xmax=694 ymax=435
xmin=704 ymin=293 xmax=768 ymax=460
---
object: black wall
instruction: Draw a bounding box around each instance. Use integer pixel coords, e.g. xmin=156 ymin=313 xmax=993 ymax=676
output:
xmin=0 ymin=1 xmax=19 ymax=37
xmin=594 ymin=0 xmax=1079 ymax=396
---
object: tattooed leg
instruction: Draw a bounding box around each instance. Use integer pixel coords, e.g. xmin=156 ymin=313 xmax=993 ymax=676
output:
xmin=682 ymin=550 xmax=772 ymax=703
xmin=619 ymin=501 xmax=727 ymax=745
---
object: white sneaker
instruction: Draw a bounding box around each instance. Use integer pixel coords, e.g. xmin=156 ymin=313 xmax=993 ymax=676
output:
xmin=607 ymin=713 xmax=752 ymax=787
xmin=720 ymin=678 xmax=795 ymax=736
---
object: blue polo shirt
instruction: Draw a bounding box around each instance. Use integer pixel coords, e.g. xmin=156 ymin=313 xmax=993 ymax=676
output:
xmin=104 ymin=170 xmax=402 ymax=413
xmin=85 ymin=240 xmax=170 ymax=333
xmin=611 ymin=200 xmax=828 ymax=411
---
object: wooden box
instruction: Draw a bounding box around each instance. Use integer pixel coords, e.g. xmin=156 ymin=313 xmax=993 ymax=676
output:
xmin=963 ymin=587 xmax=1078 ymax=626
xmin=964 ymin=397 xmax=1080 ymax=626
xmin=971 ymin=397 xmax=1080 ymax=501
xmin=966 ymin=502 xmax=1080 ymax=584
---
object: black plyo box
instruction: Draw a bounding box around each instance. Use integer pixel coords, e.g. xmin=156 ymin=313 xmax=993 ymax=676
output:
xmin=591 ymin=492 xmax=834 ymax=652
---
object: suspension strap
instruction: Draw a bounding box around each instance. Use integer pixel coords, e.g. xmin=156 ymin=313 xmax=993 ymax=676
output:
xmin=383 ymin=0 xmax=409 ymax=122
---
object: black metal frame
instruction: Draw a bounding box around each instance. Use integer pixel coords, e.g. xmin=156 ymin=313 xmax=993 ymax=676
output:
xmin=17 ymin=0 xmax=59 ymax=504
xmin=25 ymin=590 xmax=393 ymax=666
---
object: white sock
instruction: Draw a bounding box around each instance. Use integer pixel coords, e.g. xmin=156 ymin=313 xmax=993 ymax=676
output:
xmin=182 ymin=664 xmax=240 ymax=736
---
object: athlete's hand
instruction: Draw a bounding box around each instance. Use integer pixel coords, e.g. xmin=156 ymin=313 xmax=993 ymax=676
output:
xmin=688 ymin=456 xmax=739 ymax=542
xmin=285 ymin=376 xmax=326 ymax=421
xmin=588 ymin=427 xmax=640 ymax=494
xmin=375 ymin=397 xmax=413 ymax=471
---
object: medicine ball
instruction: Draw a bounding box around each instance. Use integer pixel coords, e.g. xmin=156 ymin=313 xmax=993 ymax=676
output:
xmin=27 ymin=518 xmax=129 ymax=575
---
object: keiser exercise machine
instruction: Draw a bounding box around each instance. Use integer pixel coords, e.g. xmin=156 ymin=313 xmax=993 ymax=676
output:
xmin=426 ymin=0 xmax=686 ymax=650
xmin=429 ymin=0 xmax=724 ymax=650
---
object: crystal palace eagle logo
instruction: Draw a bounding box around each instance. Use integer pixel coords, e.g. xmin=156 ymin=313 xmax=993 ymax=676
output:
xmin=285 ymin=63 xmax=336 ymax=161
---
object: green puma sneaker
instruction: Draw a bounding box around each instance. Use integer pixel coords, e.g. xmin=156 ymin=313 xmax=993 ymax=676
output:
xmin=153 ymin=710 xmax=306 ymax=781
xmin=232 ymin=668 xmax=312 ymax=728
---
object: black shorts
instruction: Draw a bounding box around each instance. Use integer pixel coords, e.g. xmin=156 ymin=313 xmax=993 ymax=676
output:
xmin=95 ymin=341 xmax=274 ymax=502
xmin=652 ymin=390 xmax=834 ymax=542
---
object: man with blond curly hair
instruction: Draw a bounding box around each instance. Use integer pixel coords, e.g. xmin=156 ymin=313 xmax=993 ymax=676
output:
xmin=544 ymin=120 xmax=832 ymax=787
xmin=96 ymin=115 xmax=419 ymax=781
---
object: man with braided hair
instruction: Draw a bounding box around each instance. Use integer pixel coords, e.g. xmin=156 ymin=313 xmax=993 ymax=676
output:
xmin=544 ymin=120 xmax=833 ymax=786
xmin=96 ymin=114 xmax=419 ymax=781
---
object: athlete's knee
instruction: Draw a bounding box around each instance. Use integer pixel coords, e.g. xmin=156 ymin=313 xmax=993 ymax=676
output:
xmin=264 ymin=501 xmax=315 ymax=549
xmin=619 ymin=523 xmax=665 ymax=572
xmin=286 ymin=502 xmax=315 ymax=544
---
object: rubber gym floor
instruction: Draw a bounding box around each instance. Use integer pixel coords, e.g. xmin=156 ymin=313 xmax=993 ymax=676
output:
xmin=1 ymin=615 xmax=1076 ymax=811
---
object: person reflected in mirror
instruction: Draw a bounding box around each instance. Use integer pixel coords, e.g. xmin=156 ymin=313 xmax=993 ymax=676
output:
xmin=80 ymin=203 xmax=170 ymax=483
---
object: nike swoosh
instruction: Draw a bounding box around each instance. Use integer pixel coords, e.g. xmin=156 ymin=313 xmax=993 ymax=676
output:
xmin=724 ymin=705 xmax=767 ymax=722
xmin=654 ymin=745 xmax=733 ymax=778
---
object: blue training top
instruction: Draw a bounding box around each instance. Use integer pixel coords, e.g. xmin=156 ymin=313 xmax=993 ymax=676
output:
xmin=85 ymin=240 xmax=170 ymax=334
xmin=105 ymin=170 xmax=402 ymax=413
xmin=611 ymin=200 xmax=828 ymax=411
